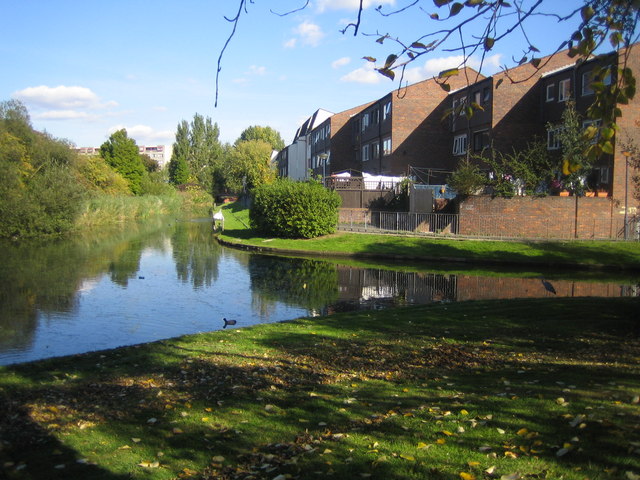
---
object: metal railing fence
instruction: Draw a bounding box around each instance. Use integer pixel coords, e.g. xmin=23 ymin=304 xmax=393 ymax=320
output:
xmin=338 ymin=210 xmax=640 ymax=241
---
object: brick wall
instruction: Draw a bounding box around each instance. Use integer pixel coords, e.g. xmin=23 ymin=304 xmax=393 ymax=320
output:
xmin=458 ymin=195 xmax=624 ymax=239
xmin=613 ymin=45 xmax=640 ymax=207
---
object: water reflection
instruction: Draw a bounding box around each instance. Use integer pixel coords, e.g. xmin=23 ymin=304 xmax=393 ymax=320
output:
xmin=0 ymin=219 xmax=637 ymax=365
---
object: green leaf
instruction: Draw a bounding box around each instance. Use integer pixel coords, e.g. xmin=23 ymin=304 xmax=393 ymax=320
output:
xmin=484 ymin=37 xmax=495 ymax=51
xmin=362 ymin=56 xmax=377 ymax=63
xmin=376 ymin=36 xmax=386 ymax=44
xmin=384 ymin=54 xmax=398 ymax=68
xmin=610 ymin=32 xmax=622 ymax=47
xmin=601 ymin=140 xmax=614 ymax=154
xmin=581 ymin=5 xmax=595 ymax=22
xmin=450 ymin=2 xmax=464 ymax=16
xmin=411 ymin=42 xmax=428 ymax=49
xmin=530 ymin=58 xmax=541 ymax=68
xmin=495 ymin=78 xmax=503 ymax=89
xmin=471 ymin=102 xmax=484 ymax=111
xmin=433 ymin=0 xmax=452 ymax=6
xmin=430 ymin=12 xmax=440 ymax=19
xmin=465 ymin=0 xmax=483 ymax=5
xmin=600 ymin=127 xmax=615 ymax=140
xmin=439 ymin=82 xmax=452 ymax=92
xmin=377 ymin=68 xmax=396 ymax=81
xmin=439 ymin=68 xmax=460 ymax=78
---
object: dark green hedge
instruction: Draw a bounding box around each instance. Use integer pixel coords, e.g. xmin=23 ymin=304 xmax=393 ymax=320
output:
xmin=250 ymin=179 xmax=341 ymax=239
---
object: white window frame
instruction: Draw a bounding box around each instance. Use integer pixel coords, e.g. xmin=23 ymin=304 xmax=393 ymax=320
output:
xmin=547 ymin=126 xmax=562 ymax=150
xmin=558 ymin=78 xmax=571 ymax=102
xmin=362 ymin=144 xmax=370 ymax=162
xmin=361 ymin=113 xmax=369 ymax=132
xmin=546 ymin=83 xmax=555 ymax=102
xmin=453 ymin=134 xmax=468 ymax=156
xmin=383 ymin=101 xmax=391 ymax=121
xmin=382 ymin=136 xmax=392 ymax=156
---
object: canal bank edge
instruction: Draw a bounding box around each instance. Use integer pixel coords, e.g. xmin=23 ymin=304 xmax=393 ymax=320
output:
xmin=214 ymin=234 xmax=634 ymax=272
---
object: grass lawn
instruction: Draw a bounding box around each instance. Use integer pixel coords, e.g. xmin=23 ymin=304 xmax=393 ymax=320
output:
xmin=1 ymin=297 xmax=639 ymax=479
xmin=216 ymin=203 xmax=640 ymax=270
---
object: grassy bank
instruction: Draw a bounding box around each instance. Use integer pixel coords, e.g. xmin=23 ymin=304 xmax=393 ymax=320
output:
xmin=217 ymin=203 xmax=640 ymax=270
xmin=75 ymin=190 xmax=213 ymax=229
xmin=1 ymin=297 xmax=638 ymax=479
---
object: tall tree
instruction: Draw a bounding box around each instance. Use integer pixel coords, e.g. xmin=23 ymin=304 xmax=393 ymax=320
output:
xmin=100 ymin=129 xmax=146 ymax=195
xmin=168 ymin=114 xmax=222 ymax=190
xmin=169 ymin=120 xmax=191 ymax=185
xmin=236 ymin=125 xmax=285 ymax=152
xmin=222 ymin=139 xmax=276 ymax=193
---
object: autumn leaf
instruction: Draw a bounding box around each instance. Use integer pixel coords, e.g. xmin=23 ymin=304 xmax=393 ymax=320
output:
xmin=138 ymin=461 xmax=160 ymax=468
xmin=400 ymin=453 xmax=416 ymax=461
xmin=460 ymin=472 xmax=476 ymax=480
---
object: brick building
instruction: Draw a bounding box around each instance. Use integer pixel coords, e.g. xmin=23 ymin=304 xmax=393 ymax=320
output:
xmin=277 ymin=44 xmax=639 ymax=212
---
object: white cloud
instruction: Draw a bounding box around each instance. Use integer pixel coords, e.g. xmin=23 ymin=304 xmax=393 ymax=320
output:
xmin=340 ymin=54 xmax=503 ymax=85
xmin=340 ymin=61 xmax=384 ymax=84
xmin=108 ymin=124 xmax=174 ymax=145
xmin=284 ymin=38 xmax=297 ymax=49
xmin=315 ymin=0 xmax=395 ymax=13
xmin=403 ymin=54 xmax=503 ymax=84
xmin=332 ymin=57 xmax=351 ymax=69
xmin=247 ymin=65 xmax=267 ymax=76
xmin=13 ymin=85 xmax=116 ymax=110
xmin=153 ymin=106 xmax=168 ymax=112
xmin=34 ymin=110 xmax=94 ymax=120
xmin=289 ymin=21 xmax=324 ymax=47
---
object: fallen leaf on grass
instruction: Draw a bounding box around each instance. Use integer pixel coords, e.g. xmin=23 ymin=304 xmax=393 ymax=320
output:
xmin=138 ymin=461 xmax=160 ymax=468
xmin=211 ymin=456 xmax=225 ymax=463
xmin=460 ymin=473 xmax=476 ymax=480
xmin=399 ymin=454 xmax=415 ymax=461
xmin=500 ymin=474 xmax=521 ymax=480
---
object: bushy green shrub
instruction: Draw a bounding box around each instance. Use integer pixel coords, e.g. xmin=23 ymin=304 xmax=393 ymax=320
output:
xmin=250 ymin=179 xmax=341 ymax=239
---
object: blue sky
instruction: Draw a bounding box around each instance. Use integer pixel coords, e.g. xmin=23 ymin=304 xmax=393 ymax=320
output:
xmin=1 ymin=1 xmax=590 ymax=149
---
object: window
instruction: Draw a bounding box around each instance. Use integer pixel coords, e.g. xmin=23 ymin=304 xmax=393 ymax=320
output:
xmin=473 ymin=90 xmax=481 ymax=106
xmin=383 ymin=101 xmax=391 ymax=121
xmin=546 ymin=84 xmax=555 ymax=102
xmin=371 ymin=142 xmax=380 ymax=160
xmin=473 ymin=130 xmax=490 ymax=152
xmin=582 ymin=71 xmax=594 ymax=96
xmin=453 ymin=134 xmax=468 ymax=155
xmin=382 ymin=137 xmax=392 ymax=156
xmin=362 ymin=144 xmax=370 ymax=162
xmin=459 ymin=97 xmax=468 ymax=116
xmin=482 ymin=87 xmax=491 ymax=106
xmin=371 ymin=108 xmax=379 ymax=125
xmin=582 ymin=119 xmax=601 ymax=144
xmin=598 ymin=167 xmax=610 ymax=184
xmin=361 ymin=113 xmax=369 ymax=132
xmin=558 ymin=78 xmax=571 ymax=102
xmin=547 ymin=127 xmax=562 ymax=150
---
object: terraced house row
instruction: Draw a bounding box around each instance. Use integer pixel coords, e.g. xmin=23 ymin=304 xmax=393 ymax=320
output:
xmin=275 ymin=44 xmax=640 ymax=202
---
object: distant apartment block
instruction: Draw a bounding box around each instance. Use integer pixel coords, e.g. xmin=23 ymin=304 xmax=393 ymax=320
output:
xmin=75 ymin=145 xmax=169 ymax=166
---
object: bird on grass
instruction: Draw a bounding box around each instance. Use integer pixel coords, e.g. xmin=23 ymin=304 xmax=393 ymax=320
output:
xmin=540 ymin=278 xmax=557 ymax=295
xmin=222 ymin=318 xmax=237 ymax=329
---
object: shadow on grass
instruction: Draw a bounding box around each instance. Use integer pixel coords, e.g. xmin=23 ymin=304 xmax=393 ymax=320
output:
xmin=1 ymin=298 xmax=639 ymax=479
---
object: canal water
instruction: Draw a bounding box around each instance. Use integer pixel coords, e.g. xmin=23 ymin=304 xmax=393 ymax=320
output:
xmin=0 ymin=218 xmax=637 ymax=365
